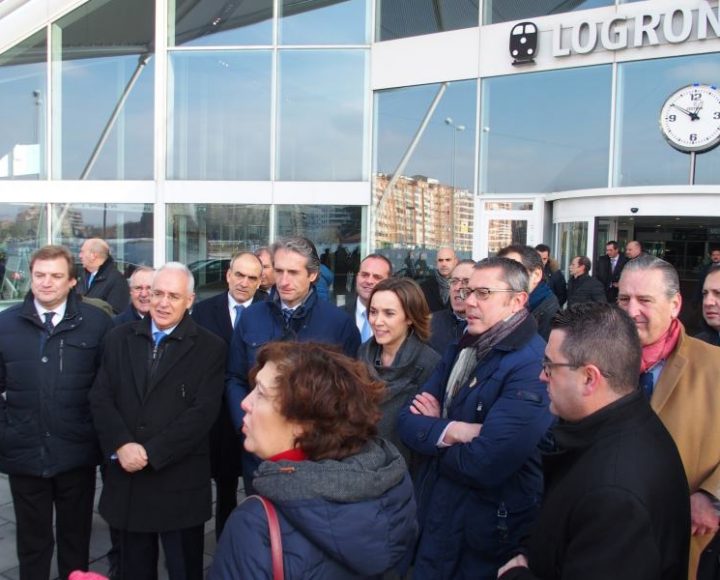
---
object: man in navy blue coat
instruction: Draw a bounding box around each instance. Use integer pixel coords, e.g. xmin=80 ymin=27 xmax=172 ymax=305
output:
xmin=398 ymin=257 xmax=554 ymax=579
xmin=113 ymin=266 xmax=154 ymax=326
xmin=191 ymin=251 xmax=266 ymax=539
xmin=226 ymin=237 xmax=360 ymax=493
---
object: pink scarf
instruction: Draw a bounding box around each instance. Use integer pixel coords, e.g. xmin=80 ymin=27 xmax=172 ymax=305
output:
xmin=640 ymin=318 xmax=682 ymax=373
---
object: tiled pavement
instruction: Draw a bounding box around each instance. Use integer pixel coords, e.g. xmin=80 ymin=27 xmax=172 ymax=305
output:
xmin=0 ymin=473 xmax=244 ymax=579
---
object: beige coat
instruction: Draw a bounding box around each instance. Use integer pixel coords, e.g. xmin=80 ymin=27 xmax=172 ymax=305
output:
xmin=653 ymin=329 xmax=720 ymax=578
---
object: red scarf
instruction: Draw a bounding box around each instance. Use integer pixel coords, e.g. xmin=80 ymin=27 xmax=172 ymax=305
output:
xmin=640 ymin=318 xmax=682 ymax=372
xmin=268 ymin=448 xmax=308 ymax=462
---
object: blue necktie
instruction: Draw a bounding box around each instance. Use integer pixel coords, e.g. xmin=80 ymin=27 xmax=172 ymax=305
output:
xmin=153 ymin=331 xmax=167 ymax=347
xmin=234 ymin=304 xmax=245 ymax=330
xmin=361 ymin=311 xmax=372 ymax=342
xmin=639 ymin=371 xmax=654 ymax=399
xmin=87 ymin=272 xmax=96 ymax=288
xmin=282 ymin=308 xmax=293 ymax=324
xmin=43 ymin=312 xmax=55 ymax=334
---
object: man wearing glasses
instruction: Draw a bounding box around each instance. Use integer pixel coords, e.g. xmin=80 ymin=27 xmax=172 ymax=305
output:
xmin=498 ymin=303 xmax=690 ymax=580
xmin=113 ymin=266 xmax=154 ymax=325
xmin=398 ymin=257 xmax=553 ymax=579
xmin=91 ymin=262 xmax=226 ymax=580
xmin=428 ymin=259 xmax=476 ymax=355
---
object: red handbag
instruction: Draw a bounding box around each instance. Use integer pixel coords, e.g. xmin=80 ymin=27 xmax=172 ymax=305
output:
xmin=244 ymin=495 xmax=284 ymax=580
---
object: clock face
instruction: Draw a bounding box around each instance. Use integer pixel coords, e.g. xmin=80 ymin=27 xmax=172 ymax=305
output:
xmin=659 ymin=84 xmax=720 ymax=153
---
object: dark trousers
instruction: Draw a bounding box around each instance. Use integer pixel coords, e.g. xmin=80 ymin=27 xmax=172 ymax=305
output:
xmin=214 ymin=476 xmax=239 ymax=541
xmin=698 ymin=531 xmax=720 ymax=580
xmin=9 ymin=465 xmax=96 ymax=580
xmin=117 ymin=525 xmax=204 ymax=580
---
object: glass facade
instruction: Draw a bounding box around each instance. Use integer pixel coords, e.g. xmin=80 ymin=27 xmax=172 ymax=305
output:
xmin=481 ymin=65 xmax=612 ymax=193
xmin=377 ymin=0 xmax=478 ymax=41
xmin=0 ymin=203 xmax=47 ymax=301
xmin=0 ymin=30 xmax=46 ymax=180
xmin=483 ymin=0 xmax=613 ymax=25
xmin=280 ymin=0 xmax=370 ymax=45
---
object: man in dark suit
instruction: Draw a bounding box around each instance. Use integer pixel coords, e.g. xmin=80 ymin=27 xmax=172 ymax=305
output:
xmin=567 ymin=256 xmax=607 ymax=308
xmin=535 ymin=244 xmax=567 ymax=307
xmin=90 ymin=262 xmax=226 ymax=580
xmin=77 ymin=238 xmax=129 ymax=314
xmin=420 ymin=247 xmax=458 ymax=312
xmin=428 ymin=259 xmax=474 ymax=354
xmin=697 ymin=265 xmax=720 ymax=346
xmin=594 ymin=241 xmax=628 ymax=303
xmin=341 ymin=253 xmax=392 ymax=342
xmin=113 ymin=266 xmax=154 ymax=326
xmin=191 ymin=251 xmax=265 ymax=539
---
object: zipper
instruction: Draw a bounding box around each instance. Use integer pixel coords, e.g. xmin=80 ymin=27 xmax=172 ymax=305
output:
xmin=59 ymin=339 xmax=64 ymax=373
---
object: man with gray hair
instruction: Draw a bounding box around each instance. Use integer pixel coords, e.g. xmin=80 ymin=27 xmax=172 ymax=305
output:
xmin=78 ymin=237 xmax=129 ymax=314
xmin=226 ymin=236 xmax=360 ymax=492
xmin=398 ymin=257 xmax=553 ymax=578
xmin=113 ymin=266 xmax=154 ymax=326
xmin=618 ymin=255 xmax=720 ymax=580
xmin=90 ymin=262 xmax=226 ymax=580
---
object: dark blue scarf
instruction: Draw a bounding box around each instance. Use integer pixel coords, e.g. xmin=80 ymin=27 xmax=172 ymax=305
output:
xmin=529 ymin=281 xmax=553 ymax=312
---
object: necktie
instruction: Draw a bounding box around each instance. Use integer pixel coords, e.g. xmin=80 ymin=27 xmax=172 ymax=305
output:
xmin=43 ymin=311 xmax=55 ymax=334
xmin=234 ymin=304 xmax=245 ymax=330
xmin=153 ymin=331 xmax=167 ymax=347
xmin=282 ymin=308 xmax=293 ymax=324
xmin=361 ymin=311 xmax=372 ymax=342
xmin=87 ymin=272 xmax=96 ymax=288
xmin=639 ymin=371 xmax=654 ymax=399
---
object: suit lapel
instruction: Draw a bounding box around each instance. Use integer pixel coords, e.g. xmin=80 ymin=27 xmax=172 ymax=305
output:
xmin=146 ymin=334 xmax=195 ymax=397
xmin=128 ymin=331 xmax=152 ymax=401
xmin=214 ymin=296 xmax=232 ymax=341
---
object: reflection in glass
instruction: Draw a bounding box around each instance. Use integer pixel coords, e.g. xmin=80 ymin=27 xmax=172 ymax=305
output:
xmin=374 ymin=80 xmax=476 ymax=253
xmin=485 ymin=202 xmax=533 ymax=211
xmin=167 ymin=204 xmax=270 ymax=301
xmin=377 ymin=0 xmax=478 ymax=42
xmin=276 ymin=205 xmax=364 ymax=296
xmin=482 ymin=66 xmax=611 ymax=193
xmin=483 ymin=0 xmax=611 ymax=25
xmin=168 ymin=51 xmax=272 ymax=180
xmin=556 ymin=221 xmax=588 ymax=274
xmin=277 ymin=50 xmax=367 ymax=180
xmin=53 ymin=0 xmax=155 ymax=179
xmin=280 ymin=0 xmax=370 ymax=45
xmin=0 ymin=203 xmax=47 ymax=301
xmin=0 ymin=31 xmax=46 ymax=181
xmin=614 ymin=53 xmax=720 ymax=187
xmin=52 ymin=203 xmax=154 ymax=276
xmin=487 ymin=219 xmax=527 ymax=256
xmin=171 ymin=0 xmax=272 ymax=47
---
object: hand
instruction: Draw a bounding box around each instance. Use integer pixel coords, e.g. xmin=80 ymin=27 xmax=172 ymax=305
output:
xmin=116 ymin=442 xmax=148 ymax=473
xmin=671 ymin=103 xmax=699 ymax=120
xmin=410 ymin=392 xmax=441 ymax=418
xmin=441 ymin=421 xmax=482 ymax=445
xmin=498 ymin=554 xmax=529 ymax=577
xmin=690 ymin=492 xmax=720 ymax=536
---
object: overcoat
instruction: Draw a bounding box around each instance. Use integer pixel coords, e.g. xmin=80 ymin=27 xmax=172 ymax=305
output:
xmin=651 ymin=328 xmax=720 ymax=577
xmin=89 ymin=313 xmax=226 ymax=532
xmin=78 ymin=255 xmax=129 ymax=314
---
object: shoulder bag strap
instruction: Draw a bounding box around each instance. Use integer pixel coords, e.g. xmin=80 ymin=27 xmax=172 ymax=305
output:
xmin=244 ymin=495 xmax=284 ymax=580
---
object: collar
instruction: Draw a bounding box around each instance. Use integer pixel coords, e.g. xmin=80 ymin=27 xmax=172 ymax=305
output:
xmin=227 ymin=292 xmax=254 ymax=310
xmin=34 ymin=299 xmax=67 ymax=321
xmin=268 ymin=448 xmax=308 ymax=462
xmin=151 ymin=320 xmax=178 ymax=337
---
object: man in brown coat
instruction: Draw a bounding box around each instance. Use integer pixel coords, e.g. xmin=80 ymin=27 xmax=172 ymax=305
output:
xmin=618 ymin=255 xmax=720 ymax=579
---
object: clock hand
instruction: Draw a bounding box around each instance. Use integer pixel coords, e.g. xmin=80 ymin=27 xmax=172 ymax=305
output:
xmin=671 ymin=103 xmax=699 ymax=120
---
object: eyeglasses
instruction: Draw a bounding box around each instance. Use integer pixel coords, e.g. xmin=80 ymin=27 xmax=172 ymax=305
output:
xmin=449 ymin=277 xmax=471 ymax=287
xmin=131 ymin=285 xmax=152 ymax=293
xmin=458 ymin=287 xmax=516 ymax=301
xmin=541 ymin=359 xmax=580 ymax=377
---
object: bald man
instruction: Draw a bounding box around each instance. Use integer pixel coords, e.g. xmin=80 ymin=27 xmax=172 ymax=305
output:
xmin=420 ymin=247 xmax=458 ymax=312
xmin=78 ymin=238 xmax=129 ymax=314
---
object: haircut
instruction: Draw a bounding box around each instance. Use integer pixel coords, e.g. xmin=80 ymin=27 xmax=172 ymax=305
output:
xmin=30 ymin=245 xmax=76 ymax=279
xmin=574 ymin=256 xmax=592 ymax=273
xmin=129 ymin=265 xmax=154 ymax=285
xmin=85 ymin=238 xmax=110 ymax=259
xmin=551 ymin=303 xmax=640 ymax=395
xmin=250 ymin=342 xmax=385 ymax=461
xmin=498 ymin=244 xmax=543 ymax=274
xmin=154 ymin=261 xmax=195 ymax=294
xmin=606 ymin=241 xmax=619 ymax=250
xmin=271 ymin=236 xmax=320 ymax=275
xmin=535 ymin=244 xmax=551 ymax=254
xmin=369 ymin=277 xmax=432 ymax=343
xmin=474 ymin=256 xmax=529 ymax=293
xmin=231 ymin=250 xmax=263 ymax=271
xmin=361 ymin=253 xmax=393 ymax=276
xmin=455 ymin=258 xmax=477 ymax=267
xmin=621 ymin=254 xmax=679 ymax=299
xmin=255 ymin=246 xmax=272 ymax=259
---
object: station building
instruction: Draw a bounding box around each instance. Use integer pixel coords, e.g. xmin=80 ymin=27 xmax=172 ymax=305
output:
xmin=1 ymin=0 xmax=719 ymax=308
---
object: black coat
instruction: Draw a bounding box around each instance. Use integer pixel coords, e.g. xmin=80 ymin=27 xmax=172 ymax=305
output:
xmin=594 ymin=254 xmax=628 ymax=303
xmin=420 ymin=276 xmax=449 ymax=312
xmin=112 ymin=304 xmax=143 ymax=327
xmin=566 ymin=274 xmax=607 ymax=308
xmin=78 ymin=256 xmax=129 ymax=314
xmin=89 ymin=314 xmax=226 ymax=533
xmin=500 ymin=391 xmax=690 ymax=580
xmin=695 ymin=328 xmax=720 ymax=346
xmin=428 ymin=308 xmax=466 ymax=356
xmin=542 ymin=264 xmax=567 ymax=308
xmin=0 ymin=291 xmax=113 ymax=477
xmin=191 ymin=290 xmax=267 ymax=481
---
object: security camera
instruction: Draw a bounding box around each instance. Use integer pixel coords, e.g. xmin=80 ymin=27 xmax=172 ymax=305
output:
xmin=630 ymin=208 xmax=639 ymax=214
